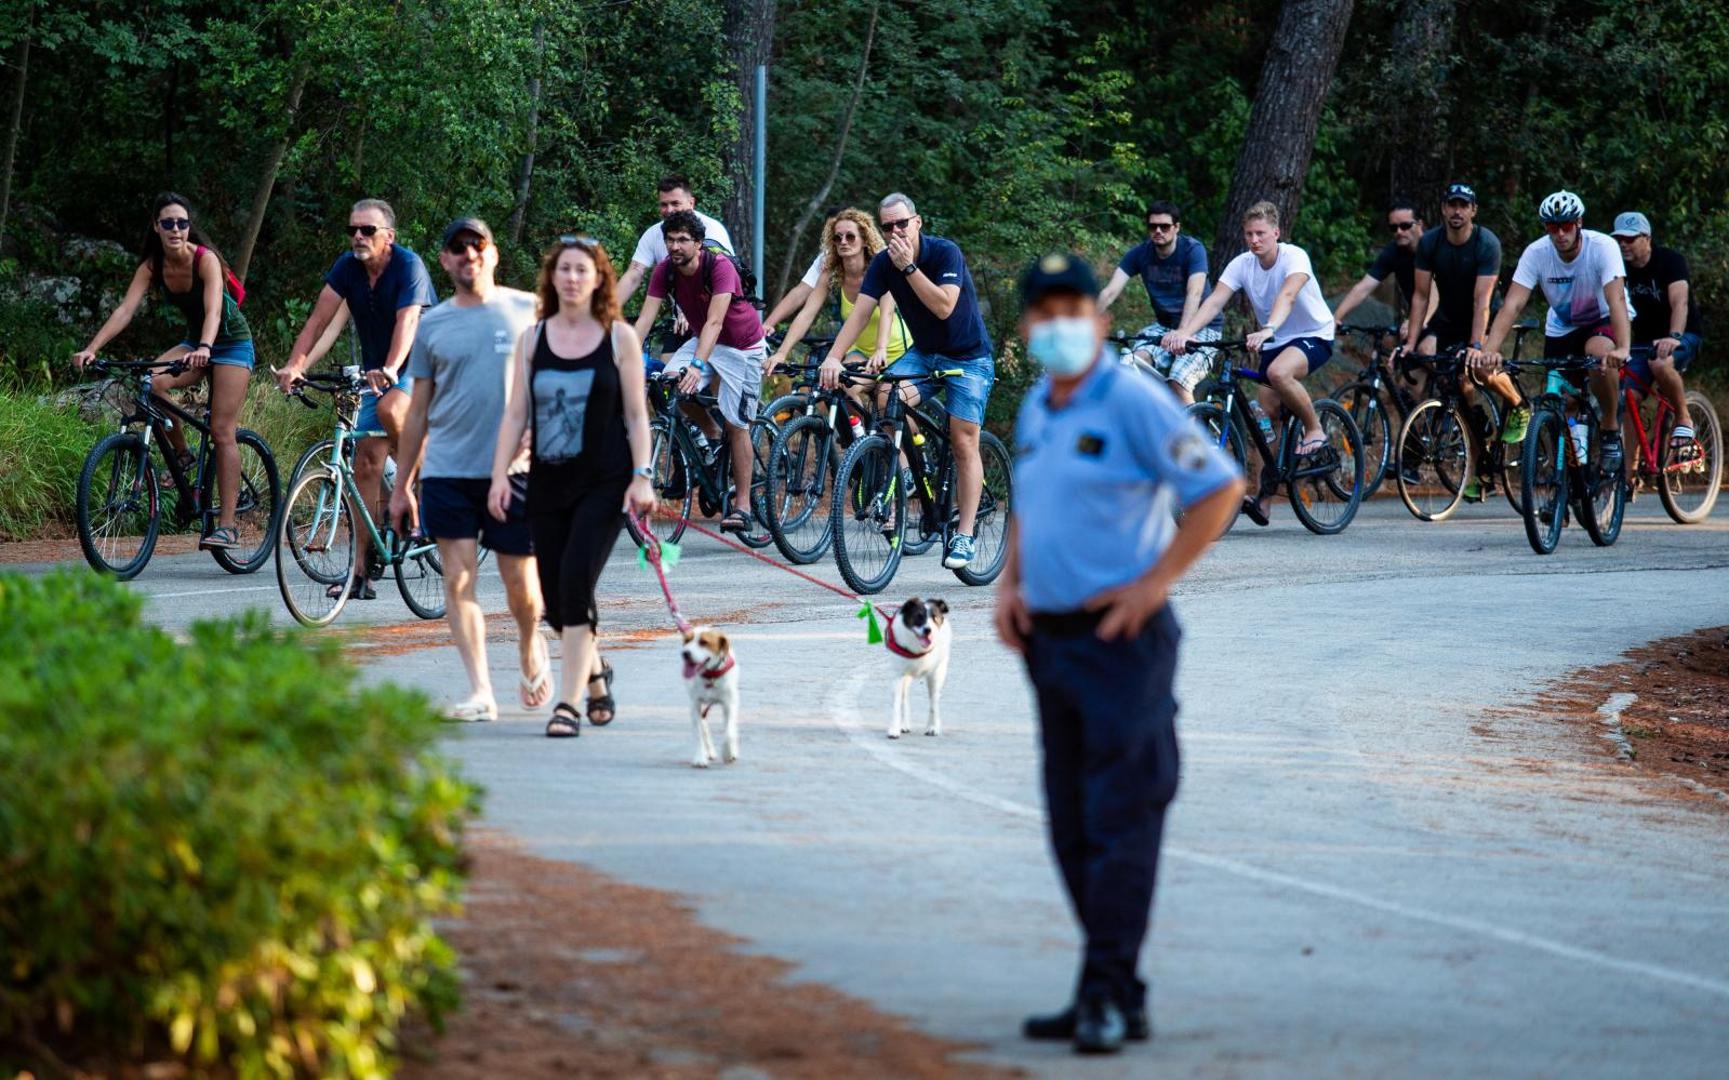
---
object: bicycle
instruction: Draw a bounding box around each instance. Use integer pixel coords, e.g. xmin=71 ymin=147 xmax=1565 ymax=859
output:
xmin=830 ymin=368 xmax=1012 ymax=594
xmin=759 ymin=332 xmax=836 ymax=427
xmin=1618 ymin=359 xmax=1722 ymax=523
xmin=1184 ymin=340 xmax=1365 ymax=535
xmin=1107 ymin=328 xmax=1217 ymax=394
xmin=1511 ymin=355 xmax=1626 ymax=554
xmin=1393 ymin=347 xmax=1528 ymax=521
xmin=625 ymin=369 xmax=775 ymax=549
xmin=275 ymin=368 xmax=447 ymax=625
xmin=760 ymin=359 xmax=880 ymax=564
xmin=74 ymin=358 xmax=281 ymax=580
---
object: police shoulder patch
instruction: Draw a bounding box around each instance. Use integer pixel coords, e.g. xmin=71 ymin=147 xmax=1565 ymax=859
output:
xmin=1166 ymin=429 xmax=1213 ymax=472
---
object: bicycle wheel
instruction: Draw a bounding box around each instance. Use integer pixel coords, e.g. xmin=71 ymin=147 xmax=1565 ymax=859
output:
xmin=1395 ymin=399 xmax=1472 ymax=522
xmin=760 ymin=391 xmax=811 ymax=429
xmin=953 ymin=430 xmax=1012 ymax=586
xmin=901 ymin=461 xmax=940 ymax=557
xmin=395 ymin=537 xmax=446 ymax=620
xmin=209 ymin=429 xmax=282 ymax=575
xmin=277 ymin=469 xmax=356 ymax=626
xmin=1579 ymin=424 xmax=1626 ymax=547
xmin=289 ymin=437 xmax=337 ymax=489
xmin=1337 ymin=382 xmax=1393 ymax=498
xmin=764 ymin=414 xmax=837 ymax=563
xmin=1183 ymin=403 xmax=1248 ymax=535
xmin=1288 ymin=400 xmax=1364 ymax=535
xmin=1519 ymin=406 xmax=1568 ymax=555
xmin=737 ymin=419 xmax=777 ymax=549
xmin=1657 ymin=390 xmax=1722 ymax=523
xmin=624 ymin=418 xmax=692 ymax=547
xmin=831 ymin=433 xmax=905 ymax=595
xmin=76 ymin=431 xmax=161 ymax=580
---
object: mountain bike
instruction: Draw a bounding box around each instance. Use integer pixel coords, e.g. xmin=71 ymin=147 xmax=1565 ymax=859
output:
xmin=625 ymin=369 xmax=775 ymax=549
xmin=759 ymin=360 xmax=880 ymax=564
xmin=830 ymin=368 xmax=1012 ymax=594
xmin=74 ymin=358 xmax=280 ymax=580
xmin=1618 ymin=360 xmax=1722 ymax=523
xmin=1510 ymin=356 xmax=1625 ymax=554
xmin=276 ymin=369 xmax=447 ymax=625
xmin=1184 ymin=340 xmax=1365 ymax=535
xmin=1393 ymin=347 xmax=1528 ymax=521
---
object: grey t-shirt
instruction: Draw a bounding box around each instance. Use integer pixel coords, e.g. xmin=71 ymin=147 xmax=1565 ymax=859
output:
xmin=405 ymin=288 xmax=538 ymax=480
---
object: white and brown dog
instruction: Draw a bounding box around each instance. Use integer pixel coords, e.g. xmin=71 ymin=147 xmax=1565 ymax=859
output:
xmin=681 ymin=625 xmax=740 ymax=768
xmin=886 ymin=597 xmax=951 ymax=739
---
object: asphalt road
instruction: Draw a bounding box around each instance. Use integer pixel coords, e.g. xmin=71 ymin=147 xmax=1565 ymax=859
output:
xmin=17 ymin=496 xmax=1729 ymax=1077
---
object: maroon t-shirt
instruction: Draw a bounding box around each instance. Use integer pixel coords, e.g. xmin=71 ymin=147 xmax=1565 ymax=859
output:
xmin=647 ymin=254 xmax=764 ymax=350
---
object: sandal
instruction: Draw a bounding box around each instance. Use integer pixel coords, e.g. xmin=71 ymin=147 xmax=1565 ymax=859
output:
xmin=520 ymin=635 xmax=553 ymax=709
xmin=157 ymin=449 xmax=196 ymax=486
xmin=1294 ymin=435 xmax=1328 ymax=458
xmin=586 ymin=659 xmax=616 ymax=727
xmin=199 ymin=525 xmax=239 ymax=550
xmin=326 ymin=574 xmax=377 ymax=600
xmin=719 ymin=508 xmax=752 ymax=533
xmin=445 ymin=693 xmax=498 ymax=723
xmin=545 ymin=702 xmax=582 ymax=738
xmin=1241 ymin=495 xmax=1271 ymax=527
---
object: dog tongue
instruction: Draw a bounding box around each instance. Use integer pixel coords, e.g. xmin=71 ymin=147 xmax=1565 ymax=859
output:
xmin=683 ymin=658 xmax=700 ymax=678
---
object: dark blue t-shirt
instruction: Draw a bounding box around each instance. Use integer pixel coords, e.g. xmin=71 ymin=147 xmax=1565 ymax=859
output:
xmin=1118 ymin=234 xmax=1220 ymax=331
xmin=860 ymin=234 xmax=992 ymax=360
xmin=324 ymin=243 xmax=439 ymax=371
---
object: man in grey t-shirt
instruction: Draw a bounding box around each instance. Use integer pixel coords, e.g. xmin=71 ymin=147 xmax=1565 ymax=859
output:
xmin=389 ymin=217 xmax=550 ymax=722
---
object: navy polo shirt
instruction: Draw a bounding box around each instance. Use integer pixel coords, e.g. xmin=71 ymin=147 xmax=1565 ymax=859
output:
xmin=860 ymin=234 xmax=992 ymax=360
xmin=324 ymin=243 xmax=439 ymax=371
xmin=1013 ymin=352 xmax=1241 ymax=613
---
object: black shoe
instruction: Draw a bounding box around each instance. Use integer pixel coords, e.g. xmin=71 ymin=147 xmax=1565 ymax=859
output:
xmin=1598 ymin=433 xmax=1624 ymax=477
xmin=1072 ymin=995 xmax=1127 ymax=1055
xmin=1023 ymin=1003 xmax=1150 ymax=1042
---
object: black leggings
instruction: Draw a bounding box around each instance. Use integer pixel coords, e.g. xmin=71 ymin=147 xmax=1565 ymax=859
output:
xmin=530 ymin=482 xmax=628 ymax=632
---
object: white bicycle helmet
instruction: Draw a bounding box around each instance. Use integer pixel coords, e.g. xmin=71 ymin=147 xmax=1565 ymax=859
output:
xmin=1538 ymin=190 xmax=1585 ymax=223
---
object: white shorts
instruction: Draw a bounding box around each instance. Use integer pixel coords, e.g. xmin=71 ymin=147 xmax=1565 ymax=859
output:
xmin=1132 ymin=321 xmax=1220 ymax=392
xmin=666 ymin=338 xmax=766 ymax=428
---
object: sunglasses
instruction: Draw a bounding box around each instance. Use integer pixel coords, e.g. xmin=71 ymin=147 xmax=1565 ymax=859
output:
xmin=158 ymin=218 xmax=191 ymax=231
xmin=1388 ymin=221 xmax=1418 ymax=232
xmin=446 ymin=236 xmax=490 ymax=254
xmin=1543 ymin=220 xmax=1580 ymax=233
xmin=346 ymin=224 xmax=382 ymax=237
xmin=834 ymin=231 xmax=861 ymax=242
xmin=880 ymin=218 xmax=914 ymax=233
xmin=1147 ymin=221 xmax=1177 ymax=232
xmin=557 ymin=234 xmax=599 ymax=250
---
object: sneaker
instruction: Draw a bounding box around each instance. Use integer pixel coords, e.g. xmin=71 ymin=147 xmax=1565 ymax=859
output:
xmin=1598 ymin=433 xmax=1624 ymax=477
xmin=942 ymin=533 xmax=975 ymax=569
xmin=1501 ymin=405 xmax=1532 ymax=444
xmin=1462 ymin=477 xmax=1483 ymax=503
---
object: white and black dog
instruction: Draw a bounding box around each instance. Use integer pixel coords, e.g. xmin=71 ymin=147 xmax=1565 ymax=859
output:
xmin=885 ymin=597 xmax=951 ymax=738
xmin=681 ymin=625 xmax=740 ymax=767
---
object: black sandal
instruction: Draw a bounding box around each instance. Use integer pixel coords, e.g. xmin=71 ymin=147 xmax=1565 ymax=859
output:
xmin=545 ymin=702 xmax=582 ymax=738
xmin=719 ymin=509 xmax=752 ymax=533
xmin=586 ymin=659 xmax=616 ymax=727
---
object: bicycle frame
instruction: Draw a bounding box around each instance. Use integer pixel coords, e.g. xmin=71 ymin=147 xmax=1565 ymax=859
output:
xmin=297 ymin=384 xmax=435 ymax=566
xmin=1618 ymin=363 xmax=1681 ymax=478
xmin=115 ymin=368 xmax=218 ymax=524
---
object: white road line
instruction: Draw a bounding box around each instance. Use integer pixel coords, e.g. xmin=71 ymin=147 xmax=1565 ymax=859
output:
xmin=826 ymin=667 xmax=1729 ymax=1002
xmin=145 ymin=585 xmax=280 ymax=600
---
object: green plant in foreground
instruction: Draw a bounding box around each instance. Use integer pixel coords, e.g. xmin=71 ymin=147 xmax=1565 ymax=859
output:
xmin=0 ymin=572 xmax=479 ymax=1077
xmin=0 ymin=391 xmax=104 ymax=542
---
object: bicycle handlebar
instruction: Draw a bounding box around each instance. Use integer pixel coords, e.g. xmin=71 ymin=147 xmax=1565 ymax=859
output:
xmin=87 ymin=357 xmax=189 ymax=378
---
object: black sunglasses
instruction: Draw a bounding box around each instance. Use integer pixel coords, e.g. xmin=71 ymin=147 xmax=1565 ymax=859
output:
xmin=1388 ymin=221 xmax=1418 ymax=232
xmin=557 ymin=234 xmax=599 ymax=250
xmin=347 ymin=224 xmax=382 ymax=237
xmin=1147 ymin=221 xmax=1178 ymax=232
xmin=158 ymin=218 xmax=191 ymax=231
xmin=880 ymin=218 xmax=914 ymax=233
xmin=446 ymin=235 xmax=490 ymax=254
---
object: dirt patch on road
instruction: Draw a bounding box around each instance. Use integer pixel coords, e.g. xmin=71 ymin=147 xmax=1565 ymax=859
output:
xmin=399 ymin=832 xmax=1020 ymax=1079
xmin=0 ymin=534 xmax=203 ymax=565
xmin=1541 ymin=625 xmax=1729 ymax=800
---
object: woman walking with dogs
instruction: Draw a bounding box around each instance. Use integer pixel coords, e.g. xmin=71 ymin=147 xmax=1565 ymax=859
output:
xmin=490 ymin=236 xmax=656 ymax=737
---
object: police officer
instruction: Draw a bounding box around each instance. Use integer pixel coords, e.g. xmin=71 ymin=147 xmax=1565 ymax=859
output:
xmin=996 ymin=253 xmax=1243 ymax=1055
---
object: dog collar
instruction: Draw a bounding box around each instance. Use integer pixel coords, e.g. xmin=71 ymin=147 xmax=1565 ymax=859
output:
xmin=883 ymin=615 xmax=933 ymax=659
xmin=685 ymin=654 xmax=736 ymax=681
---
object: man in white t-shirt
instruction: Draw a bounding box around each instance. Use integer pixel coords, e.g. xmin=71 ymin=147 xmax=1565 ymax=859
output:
xmin=1163 ymin=200 xmax=1336 ymax=522
xmin=614 ymin=174 xmax=735 ymax=307
xmin=1470 ymin=190 xmax=1632 ymax=475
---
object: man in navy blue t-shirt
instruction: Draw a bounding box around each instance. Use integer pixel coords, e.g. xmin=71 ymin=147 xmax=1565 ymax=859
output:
xmin=1098 ymin=200 xmax=1221 ymax=405
xmin=819 ymin=193 xmax=995 ymax=570
xmin=277 ymin=197 xmax=439 ymax=595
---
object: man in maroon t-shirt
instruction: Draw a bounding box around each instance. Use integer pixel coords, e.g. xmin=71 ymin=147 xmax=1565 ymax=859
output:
xmin=632 ymin=210 xmax=767 ymax=532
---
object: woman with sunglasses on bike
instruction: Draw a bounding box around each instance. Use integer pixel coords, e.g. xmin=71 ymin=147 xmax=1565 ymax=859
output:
xmin=764 ymin=207 xmax=910 ymax=383
xmin=73 ymin=192 xmax=254 ymax=550
xmin=490 ymin=235 xmax=655 ymax=738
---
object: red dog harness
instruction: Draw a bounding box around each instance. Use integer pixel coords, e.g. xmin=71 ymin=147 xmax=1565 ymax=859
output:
xmin=883 ymin=615 xmax=933 ymax=660
xmin=685 ymin=654 xmax=737 ymax=683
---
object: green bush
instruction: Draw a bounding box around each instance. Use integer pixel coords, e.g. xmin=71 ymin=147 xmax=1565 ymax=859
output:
xmin=0 ymin=391 xmax=103 ymax=541
xmin=0 ymin=572 xmax=477 ymax=1077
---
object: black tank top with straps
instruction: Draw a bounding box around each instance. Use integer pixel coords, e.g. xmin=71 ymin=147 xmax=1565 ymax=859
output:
xmin=528 ymin=320 xmax=632 ymax=511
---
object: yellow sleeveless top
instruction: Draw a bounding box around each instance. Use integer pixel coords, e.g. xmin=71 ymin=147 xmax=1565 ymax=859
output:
xmin=842 ymin=286 xmax=911 ymax=362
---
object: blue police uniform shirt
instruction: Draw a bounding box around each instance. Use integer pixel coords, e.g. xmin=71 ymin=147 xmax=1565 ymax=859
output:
xmin=324 ymin=243 xmax=439 ymax=371
xmin=1118 ymin=235 xmax=1223 ymax=332
xmin=1013 ymin=351 xmax=1241 ymax=613
xmin=860 ymin=234 xmax=993 ymax=360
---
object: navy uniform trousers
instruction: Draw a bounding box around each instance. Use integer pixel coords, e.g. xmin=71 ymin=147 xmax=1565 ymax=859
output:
xmin=1025 ymin=604 xmax=1181 ymax=1010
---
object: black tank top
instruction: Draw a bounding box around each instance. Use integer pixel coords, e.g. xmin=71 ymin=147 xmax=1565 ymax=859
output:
xmin=528 ymin=320 xmax=633 ymax=510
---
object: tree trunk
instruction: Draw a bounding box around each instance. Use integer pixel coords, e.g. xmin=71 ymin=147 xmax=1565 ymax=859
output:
xmin=507 ymin=18 xmax=546 ymax=247
xmin=1213 ymin=0 xmax=1355 ymax=266
xmin=0 ymin=29 xmax=30 ymax=250
xmin=1385 ymin=0 xmax=1457 ymax=214
xmin=720 ymin=0 xmax=776 ymax=265
xmin=163 ymin=62 xmax=178 ymax=180
xmin=234 ymin=60 xmax=310 ymax=282
xmin=771 ymin=0 xmax=879 ymax=301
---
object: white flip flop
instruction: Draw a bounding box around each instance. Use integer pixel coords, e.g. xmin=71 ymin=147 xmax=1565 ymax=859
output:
xmin=519 ymin=635 xmax=553 ymax=709
xmin=444 ymin=693 xmax=498 ymax=723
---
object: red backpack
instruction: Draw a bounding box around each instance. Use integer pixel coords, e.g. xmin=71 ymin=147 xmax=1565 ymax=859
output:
xmin=194 ymin=244 xmax=247 ymax=306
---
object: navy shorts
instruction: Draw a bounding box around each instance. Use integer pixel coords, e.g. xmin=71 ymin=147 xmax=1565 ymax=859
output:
xmin=1626 ymin=332 xmax=1701 ymax=384
xmin=1254 ymin=336 xmax=1333 ymax=380
xmin=419 ymin=475 xmax=533 ymax=556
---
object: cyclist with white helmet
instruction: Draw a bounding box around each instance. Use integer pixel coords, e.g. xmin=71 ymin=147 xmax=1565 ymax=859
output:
xmin=1469 ymin=190 xmax=1633 ymax=475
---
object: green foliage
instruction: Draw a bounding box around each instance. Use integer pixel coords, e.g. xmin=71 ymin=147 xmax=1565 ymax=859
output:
xmin=0 ymin=389 xmax=102 ymax=541
xmin=0 ymin=571 xmax=478 ymax=1077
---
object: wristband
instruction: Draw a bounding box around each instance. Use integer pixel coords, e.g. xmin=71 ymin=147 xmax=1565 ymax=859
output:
xmin=196 ymin=341 xmax=213 ymax=351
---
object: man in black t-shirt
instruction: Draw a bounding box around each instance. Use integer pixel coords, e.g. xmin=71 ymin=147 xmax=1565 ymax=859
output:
xmin=1612 ymin=211 xmax=1701 ymax=449
xmin=1331 ymin=199 xmax=1430 ymax=331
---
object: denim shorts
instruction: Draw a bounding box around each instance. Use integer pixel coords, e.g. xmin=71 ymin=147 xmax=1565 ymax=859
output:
xmin=895 ymin=347 xmax=994 ymax=426
xmin=1626 ymin=332 xmax=1701 ymax=384
xmin=178 ymin=339 xmax=256 ymax=370
xmin=356 ymin=374 xmax=413 ymax=436
xmin=419 ymin=474 xmax=532 ymax=556
xmin=1254 ymin=336 xmax=1333 ymax=380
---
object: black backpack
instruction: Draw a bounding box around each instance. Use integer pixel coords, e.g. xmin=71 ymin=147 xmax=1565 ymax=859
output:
xmin=691 ymin=242 xmax=759 ymax=305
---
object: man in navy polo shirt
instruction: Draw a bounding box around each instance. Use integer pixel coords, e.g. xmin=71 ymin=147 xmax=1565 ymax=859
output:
xmin=818 ymin=192 xmax=995 ymax=570
xmin=278 ymin=197 xmax=438 ymax=594
xmin=998 ymin=253 xmax=1241 ymax=1055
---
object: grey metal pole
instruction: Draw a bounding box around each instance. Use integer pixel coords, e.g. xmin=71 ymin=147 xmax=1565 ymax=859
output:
xmin=753 ymin=63 xmax=766 ymax=299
